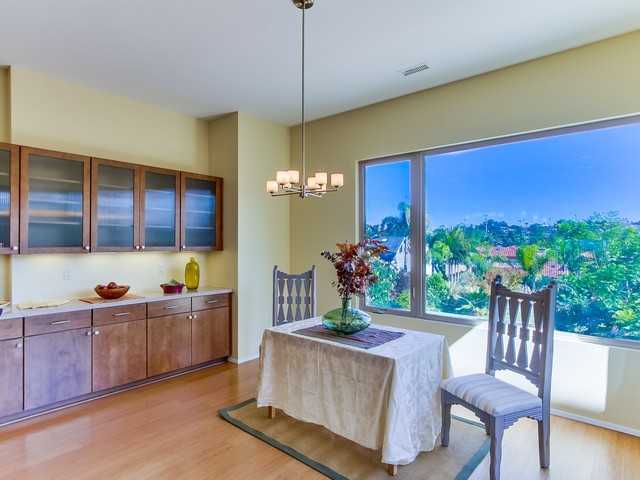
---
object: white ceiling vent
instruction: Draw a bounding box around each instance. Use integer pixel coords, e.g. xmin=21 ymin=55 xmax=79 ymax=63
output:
xmin=400 ymin=63 xmax=430 ymax=77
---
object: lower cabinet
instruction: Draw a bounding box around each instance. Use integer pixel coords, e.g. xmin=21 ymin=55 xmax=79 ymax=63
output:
xmin=25 ymin=328 xmax=92 ymax=410
xmin=92 ymin=320 xmax=147 ymax=391
xmin=0 ymin=338 xmax=24 ymax=417
xmin=192 ymin=307 xmax=230 ymax=365
xmin=147 ymin=313 xmax=191 ymax=377
xmin=0 ymin=295 xmax=231 ymax=423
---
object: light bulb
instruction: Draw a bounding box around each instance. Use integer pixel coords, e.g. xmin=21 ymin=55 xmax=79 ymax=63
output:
xmin=287 ymin=170 xmax=300 ymax=184
xmin=315 ymin=172 xmax=328 ymax=185
xmin=330 ymin=173 xmax=344 ymax=188
xmin=266 ymin=181 xmax=279 ymax=194
xmin=276 ymin=171 xmax=289 ymax=185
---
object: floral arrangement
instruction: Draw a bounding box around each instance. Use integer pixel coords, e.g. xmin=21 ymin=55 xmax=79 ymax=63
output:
xmin=321 ymin=240 xmax=388 ymax=303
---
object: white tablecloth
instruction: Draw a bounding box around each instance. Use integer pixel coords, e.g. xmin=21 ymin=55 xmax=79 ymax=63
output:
xmin=256 ymin=318 xmax=452 ymax=465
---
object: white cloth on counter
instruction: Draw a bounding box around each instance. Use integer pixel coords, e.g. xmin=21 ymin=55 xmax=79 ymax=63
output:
xmin=256 ymin=317 xmax=453 ymax=465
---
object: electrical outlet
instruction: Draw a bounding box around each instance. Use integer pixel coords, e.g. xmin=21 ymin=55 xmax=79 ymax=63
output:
xmin=62 ymin=269 xmax=71 ymax=281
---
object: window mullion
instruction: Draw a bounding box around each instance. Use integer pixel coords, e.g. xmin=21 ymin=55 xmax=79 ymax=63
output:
xmin=411 ymin=153 xmax=424 ymax=317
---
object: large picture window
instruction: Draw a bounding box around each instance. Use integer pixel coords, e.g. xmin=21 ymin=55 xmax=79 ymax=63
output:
xmin=360 ymin=116 xmax=640 ymax=344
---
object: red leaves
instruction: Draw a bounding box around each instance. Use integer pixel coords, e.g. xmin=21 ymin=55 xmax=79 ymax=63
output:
xmin=321 ymin=239 xmax=388 ymax=299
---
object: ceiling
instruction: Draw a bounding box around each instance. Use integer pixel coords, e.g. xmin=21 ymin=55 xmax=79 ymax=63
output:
xmin=1 ymin=0 xmax=639 ymax=125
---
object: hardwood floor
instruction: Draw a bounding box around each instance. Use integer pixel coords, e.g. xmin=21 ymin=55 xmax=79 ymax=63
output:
xmin=0 ymin=361 xmax=637 ymax=479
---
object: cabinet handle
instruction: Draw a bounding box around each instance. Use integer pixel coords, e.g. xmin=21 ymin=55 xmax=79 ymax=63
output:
xmin=187 ymin=315 xmax=193 ymax=320
xmin=206 ymin=300 xmax=218 ymax=304
xmin=84 ymin=245 xmax=90 ymax=251
xmin=15 ymin=342 xmax=22 ymax=349
xmin=192 ymin=314 xmax=198 ymax=319
xmin=135 ymin=245 xmax=141 ymax=250
xmin=141 ymin=245 xmax=146 ymax=250
xmin=165 ymin=305 xmax=178 ymax=309
xmin=49 ymin=320 xmax=71 ymax=326
xmin=86 ymin=331 xmax=93 ymax=336
xmin=94 ymin=330 xmax=101 ymax=336
xmin=113 ymin=312 xmax=130 ymax=317
xmin=11 ymin=246 xmax=18 ymax=251
xmin=181 ymin=245 xmax=186 ymax=250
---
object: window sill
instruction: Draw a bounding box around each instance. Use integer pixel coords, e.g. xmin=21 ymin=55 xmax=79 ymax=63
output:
xmin=363 ymin=306 xmax=640 ymax=351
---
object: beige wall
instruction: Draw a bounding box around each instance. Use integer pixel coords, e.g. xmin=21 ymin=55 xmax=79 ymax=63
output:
xmin=4 ymin=67 xmax=215 ymax=302
xmin=289 ymin=30 xmax=640 ymax=432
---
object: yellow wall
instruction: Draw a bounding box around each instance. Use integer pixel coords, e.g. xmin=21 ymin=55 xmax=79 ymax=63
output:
xmin=237 ymin=113 xmax=290 ymax=361
xmin=208 ymin=113 xmax=240 ymax=357
xmin=289 ymin=30 xmax=640 ymax=432
xmin=0 ymin=68 xmax=288 ymax=360
xmin=0 ymin=67 xmax=9 ymax=142
xmin=5 ymin=67 xmax=215 ymax=302
xmin=208 ymin=112 xmax=290 ymax=361
xmin=0 ymin=67 xmax=9 ymax=300
xmin=10 ymin=67 xmax=209 ymax=171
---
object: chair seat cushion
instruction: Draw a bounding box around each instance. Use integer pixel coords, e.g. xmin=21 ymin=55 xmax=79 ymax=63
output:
xmin=441 ymin=373 xmax=541 ymax=416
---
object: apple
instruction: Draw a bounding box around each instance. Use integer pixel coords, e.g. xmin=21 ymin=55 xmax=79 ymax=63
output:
xmin=107 ymin=282 xmax=118 ymax=289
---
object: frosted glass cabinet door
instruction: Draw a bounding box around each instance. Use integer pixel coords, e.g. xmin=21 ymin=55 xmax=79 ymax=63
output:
xmin=91 ymin=159 xmax=140 ymax=252
xmin=0 ymin=143 xmax=19 ymax=254
xmin=180 ymin=173 xmax=223 ymax=251
xmin=139 ymin=167 xmax=180 ymax=251
xmin=20 ymin=148 xmax=91 ymax=253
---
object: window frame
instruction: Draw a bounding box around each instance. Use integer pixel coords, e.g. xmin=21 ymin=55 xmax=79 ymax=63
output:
xmin=359 ymin=154 xmax=423 ymax=317
xmin=358 ymin=113 xmax=640 ymax=350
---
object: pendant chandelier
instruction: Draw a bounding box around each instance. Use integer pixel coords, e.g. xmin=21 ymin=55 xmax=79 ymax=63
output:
xmin=266 ymin=0 xmax=344 ymax=198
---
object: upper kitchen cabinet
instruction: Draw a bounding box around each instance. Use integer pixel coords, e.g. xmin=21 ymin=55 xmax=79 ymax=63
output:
xmin=20 ymin=147 xmax=90 ymax=254
xmin=91 ymin=158 xmax=140 ymax=252
xmin=180 ymin=173 xmax=223 ymax=251
xmin=140 ymin=166 xmax=180 ymax=251
xmin=0 ymin=143 xmax=19 ymax=254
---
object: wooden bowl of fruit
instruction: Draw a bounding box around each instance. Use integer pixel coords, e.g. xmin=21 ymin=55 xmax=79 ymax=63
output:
xmin=95 ymin=282 xmax=130 ymax=300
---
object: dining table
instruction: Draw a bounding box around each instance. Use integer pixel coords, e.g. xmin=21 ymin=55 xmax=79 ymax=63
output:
xmin=256 ymin=317 xmax=453 ymax=475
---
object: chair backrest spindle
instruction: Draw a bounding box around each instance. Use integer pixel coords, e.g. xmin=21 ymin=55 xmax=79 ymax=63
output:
xmin=272 ymin=265 xmax=317 ymax=326
xmin=485 ymin=276 xmax=556 ymax=402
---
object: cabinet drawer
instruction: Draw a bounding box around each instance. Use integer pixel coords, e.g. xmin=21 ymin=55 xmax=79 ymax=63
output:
xmin=147 ymin=298 xmax=191 ymax=319
xmin=0 ymin=318 xmax=23 ymax=340
xmin=25 ymin=311 xmax=92 ymax=336
xmin=93 ymin=303 xmax=147 ymax=326
xmin=192 ymin=294 xmax=229 ymax=312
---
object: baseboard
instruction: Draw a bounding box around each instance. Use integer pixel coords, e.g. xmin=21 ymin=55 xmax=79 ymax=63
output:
xmin=229 ymin=354 xmax=259 ymax=364
xmin=551 ymin=408 xmax=640 ymax=437
xmin=0 ymin=360 xmax=226 ymax=429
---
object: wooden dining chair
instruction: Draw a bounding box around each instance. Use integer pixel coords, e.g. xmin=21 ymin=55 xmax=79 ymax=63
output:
xmin=272 ymin=265 xmax=317 ymax=326
xmin=440 ymin=276 xmax=557 ymax=480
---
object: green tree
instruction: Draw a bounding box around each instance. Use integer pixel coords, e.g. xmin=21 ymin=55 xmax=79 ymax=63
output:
xmin=425 ymin=272 xmax=449 ymax=310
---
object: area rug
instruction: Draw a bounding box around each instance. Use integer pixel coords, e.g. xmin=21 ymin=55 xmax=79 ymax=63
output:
xmin=219 ymin=399 xmax=489 ymax=480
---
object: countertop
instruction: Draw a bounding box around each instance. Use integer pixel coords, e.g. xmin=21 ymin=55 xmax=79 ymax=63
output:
xmin=0 ymin=287 xmax=233 ymax=321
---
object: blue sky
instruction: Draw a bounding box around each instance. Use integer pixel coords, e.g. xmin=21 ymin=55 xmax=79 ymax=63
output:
xmin=365 ymin=122 xmax=640 ymax=228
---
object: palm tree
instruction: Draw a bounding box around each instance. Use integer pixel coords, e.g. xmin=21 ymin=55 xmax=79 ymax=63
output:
xmin=516 ymin=244 xmax=551 ymax=291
